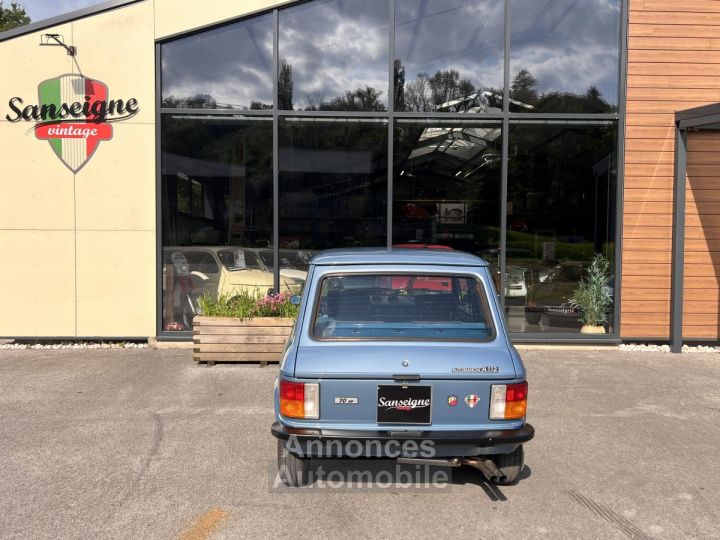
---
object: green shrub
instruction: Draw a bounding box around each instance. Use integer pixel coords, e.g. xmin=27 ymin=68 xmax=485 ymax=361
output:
xmin=568 ymin=254 xmax=612 ymax=327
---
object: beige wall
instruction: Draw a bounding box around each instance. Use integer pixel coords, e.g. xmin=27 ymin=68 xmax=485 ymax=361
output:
xmin=0 ymin=0 xmax=296 ymax=337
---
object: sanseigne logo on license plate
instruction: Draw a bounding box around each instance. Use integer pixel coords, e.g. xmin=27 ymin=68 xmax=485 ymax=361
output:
xmin=378 ymin=397 xmax=431 ymax=411
xmin=377 ymin=385 xmax=432 ymax=424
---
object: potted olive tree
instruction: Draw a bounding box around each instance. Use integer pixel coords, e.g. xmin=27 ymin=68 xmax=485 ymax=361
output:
xmin=193 ymin=290 xmax=299 ymax=365
xmin=569 ymin=254 xmax=612 ymax=334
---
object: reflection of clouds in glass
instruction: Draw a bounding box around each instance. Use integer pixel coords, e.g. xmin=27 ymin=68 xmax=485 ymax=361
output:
xmin=162 ymin=14 xmax=273 ymax=108
xmin=280 ymin=0 xmax=389 ymax=109
xmin=396 ymin=0 xmax=505 ymax=89
xmin=510 ymin=0 xmax=620 ymax=102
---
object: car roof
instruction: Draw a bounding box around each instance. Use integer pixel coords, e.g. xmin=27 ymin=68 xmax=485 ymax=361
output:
xmin=310 ymin=248 xmax=488 ymax=267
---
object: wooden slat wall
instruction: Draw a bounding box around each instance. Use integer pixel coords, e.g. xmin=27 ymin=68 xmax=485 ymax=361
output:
xmin=684 ymin=132 xmax=720 ymax=339
xmin=622 ymin=0 xmax=720 ymax=340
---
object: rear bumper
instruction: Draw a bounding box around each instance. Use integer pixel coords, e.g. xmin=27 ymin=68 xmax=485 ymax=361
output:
xmin=271 ymin=421 xmax=534 ymax=447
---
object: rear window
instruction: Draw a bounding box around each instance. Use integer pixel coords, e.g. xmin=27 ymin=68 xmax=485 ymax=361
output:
xmin=312 ymin=274 xmax=495 ymax=341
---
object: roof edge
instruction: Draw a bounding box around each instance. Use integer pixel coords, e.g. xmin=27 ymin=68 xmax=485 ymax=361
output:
xmin=675 ymin=102 xmax=720 ymax=123
xmin=0 ymin=0 xmax=144 ymax=43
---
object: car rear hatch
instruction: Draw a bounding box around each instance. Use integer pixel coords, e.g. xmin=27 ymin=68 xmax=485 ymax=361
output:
xmin=290 ymin=344 xmax=520 ymax=430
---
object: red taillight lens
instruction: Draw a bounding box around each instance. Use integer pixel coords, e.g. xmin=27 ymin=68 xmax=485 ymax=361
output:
xmin=506 ymin=382 xmax=527 ymax=403
xmin=281 ymin=380 xmax=305 ymax=402
xmin=280 ymin=380 xmax=305 ymax=418
xmin=279 ymin=380 xmax=319 ymax=419
xmin=489 ymin=382 xmax=528 ymax=420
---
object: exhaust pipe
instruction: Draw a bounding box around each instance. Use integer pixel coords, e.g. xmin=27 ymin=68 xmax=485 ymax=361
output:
xmin=463 ymin=457 xmax=507 ymax=483
xmin=396 ymin=457 xmax=462 ymax=467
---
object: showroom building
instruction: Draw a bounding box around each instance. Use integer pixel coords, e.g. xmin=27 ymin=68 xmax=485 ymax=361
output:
xmin=0 ymin=0 xmax=718 ymax=349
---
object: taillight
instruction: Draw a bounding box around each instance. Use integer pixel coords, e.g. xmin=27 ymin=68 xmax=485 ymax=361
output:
xmin=279 ymin=380 xmax=319 ymax=419
xmin=489 ymin=382 xmax=528 ymax=420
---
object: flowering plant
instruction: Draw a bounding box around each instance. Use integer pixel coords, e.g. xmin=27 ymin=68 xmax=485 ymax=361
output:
xmin=198 ymin=289 xmax=299 ymax=319
xmin=255 ymin=292 xmax=299 ymax=318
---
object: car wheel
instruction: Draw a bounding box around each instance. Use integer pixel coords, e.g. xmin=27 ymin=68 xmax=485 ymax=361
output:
xmin=492 ymin=445 xmax=524 ymax=486
xmin=277 ymin=439 xmax=311 ymax=487
xmin=525 ymin=311 xmax=542 ymax=325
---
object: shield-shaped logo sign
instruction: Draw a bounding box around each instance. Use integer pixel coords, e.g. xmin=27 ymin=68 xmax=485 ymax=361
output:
xmin=448 ymin=395 xmax=458 ymax=407
xmin=34 ymin=74 xmax=113 ymax=173
xmin=464 ymin=394 xmax=479 ymax=408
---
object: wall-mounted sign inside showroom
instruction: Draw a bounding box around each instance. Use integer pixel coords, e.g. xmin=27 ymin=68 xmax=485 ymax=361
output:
xmin=5 ymin=74 xmax=139 ymax=173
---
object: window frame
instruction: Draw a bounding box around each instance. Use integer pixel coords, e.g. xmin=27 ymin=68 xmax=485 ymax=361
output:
xmin=308 ymin=271 xmax=497 ymax=343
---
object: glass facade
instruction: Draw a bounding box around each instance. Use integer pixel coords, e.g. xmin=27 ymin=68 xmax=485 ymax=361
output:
xmin=392 ymin=120 xmax=502 ymax=254
xmin=278 ymin=0 xmax=389 ymax=111
xmin=505 ymin=122 xmax=618 ymax=333
xmin=159 ymin=0 xmax=623 ymax=338
xmin=279 ymin=118 xmax=388 ymax=252
xmin=160 ymin=116 xmax=274 ymax=331
xmin=509 ymin=0 xmax=621 ymax=113
xmin=161 ymin=14 xmax=273 ymax=110
xmin=395 ymin=0 xmax=505 ymax=113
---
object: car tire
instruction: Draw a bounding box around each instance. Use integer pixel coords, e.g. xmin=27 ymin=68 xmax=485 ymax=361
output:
xmin=492 ymin=445 xmax=524 ymax=485
xmin=277 ymin=439 xmax=311 ymax=487
xmin=525 ymin=312 xmax=542 ymax=325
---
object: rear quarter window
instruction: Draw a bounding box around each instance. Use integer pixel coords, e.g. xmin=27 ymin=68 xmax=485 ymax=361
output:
xmin=311 ymin=273 xmax=495 ymax=341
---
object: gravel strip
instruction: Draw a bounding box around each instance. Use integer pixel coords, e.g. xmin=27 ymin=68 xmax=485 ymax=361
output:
xmin=0 ymin=342 xmax=148 ymax=350
xmin=619 ymin=343 xmax=719 ymax=353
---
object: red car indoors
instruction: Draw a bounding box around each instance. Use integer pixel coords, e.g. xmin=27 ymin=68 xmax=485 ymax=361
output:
xmin=391 ymin=244 xmax=454 ymax=290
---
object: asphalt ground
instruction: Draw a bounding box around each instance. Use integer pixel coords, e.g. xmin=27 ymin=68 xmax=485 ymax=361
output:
xmin=0 ymin=348 xmax=718 ymax=539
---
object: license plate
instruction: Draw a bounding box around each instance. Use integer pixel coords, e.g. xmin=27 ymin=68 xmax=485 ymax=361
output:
xmin=377 ymin=385 xmax=432 ymax=424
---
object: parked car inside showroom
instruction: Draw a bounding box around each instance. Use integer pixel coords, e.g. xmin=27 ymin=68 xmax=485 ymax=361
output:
xmin=163 ymin=247 xmax=304 ymax=328
xmin=271 ymin=248 xmax=534 ymax=487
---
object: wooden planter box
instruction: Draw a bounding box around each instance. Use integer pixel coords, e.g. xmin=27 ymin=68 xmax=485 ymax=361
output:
xmin=193 ymin=316 xmax=295 ymax=366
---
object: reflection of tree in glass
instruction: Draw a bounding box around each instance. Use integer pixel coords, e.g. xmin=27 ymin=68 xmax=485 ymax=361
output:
xmin=278 ymin=60 xmax=294 ymax=110
xmin=162 ymin=93 xmax=272 ymax=110
xmin=397 ymin=62 xmax=498 ymax=113
xmin=394 ymin=59 xmax=406 ymax=111
xmin=302 ymin=86 xmax=385 ymax=112
xmin=510 ymin=69 xmax=616 ymax=114
xmin=162 ymin=94 xmax=217 ymax=109
xmin=510 ymin=69 xmax=538 ymax=106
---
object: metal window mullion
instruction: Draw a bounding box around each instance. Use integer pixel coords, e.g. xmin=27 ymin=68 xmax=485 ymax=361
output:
xmin=500 ymin=117 xmax=509 ymax=311
xmin=613 ymin=0 xmax=629 ymax=340
xmin=155 ymin=42 xmax=163 ymax=337
xmin=499 ymin=0 xmax=510 ymax=310
xmin=670 ymin=127 xmax=688 ymax=353
xmin=387 ymin=0 xmax=395 ymax=248
xmin=272 ymin=8 xmax=280 ymax=293
xmin=503 ymin=0 xmax=510 ymax=114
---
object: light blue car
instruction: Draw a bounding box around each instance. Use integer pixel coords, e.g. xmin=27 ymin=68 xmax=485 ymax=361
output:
xmin=272 ymin=248 xmax=534 ymax=486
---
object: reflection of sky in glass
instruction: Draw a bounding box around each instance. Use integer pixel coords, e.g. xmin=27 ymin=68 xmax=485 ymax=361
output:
xmin=279 ymin=0 xmax=389 ymax=110
xmin=510 ymin=0 xmax=621 ymax=103
xmin=396 ymin=0 xmax=504 ymax=91
xmin=162 ymin=14 xmax=273 ymax=109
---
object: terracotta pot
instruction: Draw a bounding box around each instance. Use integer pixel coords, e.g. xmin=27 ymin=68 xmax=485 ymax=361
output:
xmin=580 ymin=324 xmax=606 ymax=334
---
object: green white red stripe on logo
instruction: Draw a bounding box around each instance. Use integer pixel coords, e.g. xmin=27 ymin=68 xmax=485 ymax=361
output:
xmin=35 ymin=74 xmax=113 ymax=173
